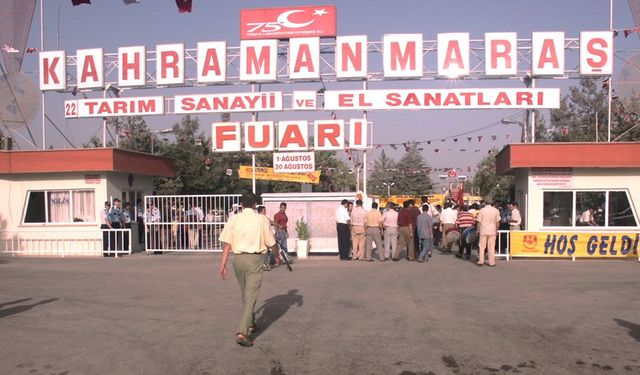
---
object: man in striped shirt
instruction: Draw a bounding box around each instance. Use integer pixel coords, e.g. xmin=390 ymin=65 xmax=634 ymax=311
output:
xmin=455 ymin=205 xmax=476 ymax=259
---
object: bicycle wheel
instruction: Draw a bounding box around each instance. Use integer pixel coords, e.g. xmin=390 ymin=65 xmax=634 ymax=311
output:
xmin=280 ymin=248 xmax=293 ymax=271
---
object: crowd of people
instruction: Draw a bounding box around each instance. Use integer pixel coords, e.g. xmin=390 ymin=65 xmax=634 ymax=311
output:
xmin=335 ymin=197 xmax=523 ymax=267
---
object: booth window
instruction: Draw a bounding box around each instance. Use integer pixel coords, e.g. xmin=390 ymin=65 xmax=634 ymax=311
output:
xmin=543 ymin=190 xmax=637 ymax=227
xmin=23 ymin=190 xmax=96 ymax=224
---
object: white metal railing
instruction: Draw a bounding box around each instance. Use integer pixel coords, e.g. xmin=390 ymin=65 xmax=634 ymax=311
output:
xmin=496 ymin=230 xmax=511 ymax=261
xmin=143 ymin=194 xmax=240 ymax=253
xmin=0 ymin=228 xmax=131 ymax=258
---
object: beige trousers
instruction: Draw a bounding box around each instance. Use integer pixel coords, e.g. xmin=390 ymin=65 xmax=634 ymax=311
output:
xmin=478 ymin=234 xmax=496 ymax=265
xmin=233 ymin=253 xmax=267 ymax=336
xmin=395 ymin=226 xmax=415 ymax=260
xmin=351 ymin=225 xmax=366 ymax=260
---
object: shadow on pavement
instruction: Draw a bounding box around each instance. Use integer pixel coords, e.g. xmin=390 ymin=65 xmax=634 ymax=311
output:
xmin=614 ymin=318 xmax=640 ymax=342
xmin=0 ymin=298 xmax=59 ymax=319
xmin=253 ymin=289 xmax=303 ymax=339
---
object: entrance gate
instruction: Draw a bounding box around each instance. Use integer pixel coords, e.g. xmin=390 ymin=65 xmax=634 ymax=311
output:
xmin=143 ymin=194 xmax=240 ymax=253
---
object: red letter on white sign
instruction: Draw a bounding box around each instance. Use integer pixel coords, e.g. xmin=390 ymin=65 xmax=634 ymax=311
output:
xmin=156 ymin=43 xmax=184 ymax=85
xmin=119 ymin=46 xmax=146 ymax=87
xmin=289 ymin=37 xmax=320 ymax=80
xmin=384 ymin=34 xmax=423 ymax=78
xmin=197 ymin=41 xmax=226 ymax=83
xmin=532 ymin=32 xmax=564 ymax=76
xmin=485 ymin=33 xmax=517 ymax=76
xmin=314 ymin=120 xmax=345 ymax=150
xmin=77 ymin=48 xmax=104 ymax=89
xmin=39 ymin=50 xmax=66 ymax=91
xmin=438 ymin=33 xmax=469 ymax=78
xmin=278 ymin=121 xmax=309 ymax=151
xmin=245 ymin=121 xmax=274 ymax=151
xmin=240 ymin=39 xmax=278 ymax=82
xmin=580 ymin=31 xmax=613 ymax=76
xmin=336 ymin=35 xmax=368 ymax=79
xmin=212 ymin=122 xmax=241 ymax=152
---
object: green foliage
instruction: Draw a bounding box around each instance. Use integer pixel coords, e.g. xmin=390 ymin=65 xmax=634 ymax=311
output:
xmin=391 ymin=141 xmax=433 ymax=195
xmin=472 ymin=148 xmax=514 ymax=201
xmin=295 ymin=217 xmax=309 ymax=240
xmin=547 ymin=77 xmax=639 ymax=142
xmin=313 ymin=150 xmax=355 ymax=192
xmin=368 ymin=150 xmax=397 ymax=197
xmin=156 ymin=115 xmax=224 ymax=194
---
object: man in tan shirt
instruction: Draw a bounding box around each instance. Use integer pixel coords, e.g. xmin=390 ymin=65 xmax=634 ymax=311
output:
xmin=476 ymin=199 xmax=501 ymax=267
xmin=219 ymin=192 xmax=279 ymax=347
xmin=364 ymin=202 xmax=384 ymax=261
xmin=350 ymin=199 xmax=366 ymax=260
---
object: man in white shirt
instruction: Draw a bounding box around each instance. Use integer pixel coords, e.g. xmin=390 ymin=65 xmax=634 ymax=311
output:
xmin=219 ymin=192 xmax=279 ymax=347
xmin=439 ymin=202 xmax=458 ymax=250
xmin=381 ymin=202 xmax=399 ymax=261
xmin=508 ymin=201 xmax=522 ymax=230
xmin=336 ymin=199 xmax=351 ymax=260
xmin=350 ymin=200 xmax=366 ymax=260
xmin=578 ymin=206 xmax=597 ymax=226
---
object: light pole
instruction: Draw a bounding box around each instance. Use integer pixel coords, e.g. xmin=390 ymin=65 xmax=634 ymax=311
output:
xmin=501 ymin=118 xmax=526 ymax=143
xmin=151 ymin=128 xmax=173 ymax=154
xmin=382 ymin=182 xmax=395 ymax=197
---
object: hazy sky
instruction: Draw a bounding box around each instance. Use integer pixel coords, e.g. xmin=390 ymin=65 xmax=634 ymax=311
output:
xmin=11 ymin=0 xmax=640 ymax=182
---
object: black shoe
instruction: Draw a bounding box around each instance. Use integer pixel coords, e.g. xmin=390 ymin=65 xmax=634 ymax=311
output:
xmin=392 ymin=258 xmax=400 ymax=262
xmin=455 ymin=254 xmax=462 ymax=258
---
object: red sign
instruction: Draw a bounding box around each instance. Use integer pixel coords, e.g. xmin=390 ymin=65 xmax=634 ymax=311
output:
xmin=240 ymin=5 xmax=337 ymax=40
xmin=448 ymin=169 xmax=458 ymax=178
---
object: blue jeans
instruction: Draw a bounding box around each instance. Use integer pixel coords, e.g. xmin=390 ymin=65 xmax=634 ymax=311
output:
xmin=276 ymin=229 xmax=289 ymax=256
xmin=419 ymin=238 xmax=433 ymax=260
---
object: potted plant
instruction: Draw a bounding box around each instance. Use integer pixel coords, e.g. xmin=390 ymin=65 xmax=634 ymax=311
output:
xmin=295 ymin=217 xmax=310 ymax=258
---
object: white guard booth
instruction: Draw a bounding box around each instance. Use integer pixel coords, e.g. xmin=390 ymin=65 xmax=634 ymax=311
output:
xmin=495 ymin=142 xmax=640 ymax=260
xmin=0 ymin=148 xmax=175 ymax=257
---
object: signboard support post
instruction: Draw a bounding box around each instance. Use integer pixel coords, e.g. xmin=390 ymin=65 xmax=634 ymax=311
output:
xmin=362 ymin=80 xmax=368 ymax=196
xmin=40 ymin=0 xmax=46 ymax=150
xmin=251 ymin=83 xmax=257 ymax=193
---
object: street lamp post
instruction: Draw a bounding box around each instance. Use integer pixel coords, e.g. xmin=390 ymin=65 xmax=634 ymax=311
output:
xmin=151 ymin=128 xmax=174 ymax=154
xmin=382 ymin=182 xmax=395 ymax=196
xmin=501 ymin=118 xmax=527 ymax=143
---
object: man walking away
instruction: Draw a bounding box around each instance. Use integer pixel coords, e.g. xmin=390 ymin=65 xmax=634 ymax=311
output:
xmin=336 ymin=199 xmax=351 ymax=260
xmin=476 ymin=197 xmax=501 ymax=267
xmin=218 ymin=192 xmax=279 ymax=347
xmin=364 ymin=202 xmax=384 ymax=261
xmin=395 ymin=200 xmax=416 ymax=261
xmin=382 ymin=202 xmax=398 ymax=261
xmin=455 ymin=205 xmax=475 ymax=260
xmin=416 ymin=204 xmax=434 ymax=262
xmin=350 ymin=199 xmax=366 ymax=261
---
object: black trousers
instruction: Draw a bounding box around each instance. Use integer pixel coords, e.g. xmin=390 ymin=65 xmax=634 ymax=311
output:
xmin=336 ymin=223 xmax=351 ymax=260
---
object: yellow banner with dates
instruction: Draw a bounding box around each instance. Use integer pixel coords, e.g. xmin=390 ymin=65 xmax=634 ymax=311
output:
xmin=510 ymin=231 xmax=640 ymax=258
xmin=238 ymin=166 xmax=321 ymax=184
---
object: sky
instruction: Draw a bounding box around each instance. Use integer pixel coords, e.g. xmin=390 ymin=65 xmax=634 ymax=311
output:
xmin=7 ymin=0 xmax=640 ymax=188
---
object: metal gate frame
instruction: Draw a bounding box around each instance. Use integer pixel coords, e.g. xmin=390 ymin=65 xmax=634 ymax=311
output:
xmin=143 ymin=194 xmax=240 ymax=253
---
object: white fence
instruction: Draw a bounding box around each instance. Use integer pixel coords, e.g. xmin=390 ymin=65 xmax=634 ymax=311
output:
xmin=143 ymin=194 xmax=240 ymax=253
xmin=0 ymin=228 xmax=131 ymax=258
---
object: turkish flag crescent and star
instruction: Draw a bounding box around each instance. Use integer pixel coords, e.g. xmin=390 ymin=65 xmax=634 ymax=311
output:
xmin=176 ymin=0 xmax=192 ymax=13
xmin=71 ymin=0 xmax=91 ymax=5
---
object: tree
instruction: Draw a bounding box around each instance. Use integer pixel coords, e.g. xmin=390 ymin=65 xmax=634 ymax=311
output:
xmin=155 ymin=115 xmax=223 ymax=194
xmin=113 ymin=116 xmax=153 ymax=153
xmin=390 ymin=141 xmax=433 ymax=195
xmin=472 ymin=148 xmax=514 ymax=201
xmin=314 ymin=150 xmax=355 ymax=192
xmin=547 ymin=77 xmax=640 ymax=142
xmin=368 ymin=149 xmax=397 ymax=196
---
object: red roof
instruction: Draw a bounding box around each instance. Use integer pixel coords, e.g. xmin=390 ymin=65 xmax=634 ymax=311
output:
xmin=496 ymin=142 xmax=640 ymax=175
xmin=0 ymin=148 xmax=175 ymax=177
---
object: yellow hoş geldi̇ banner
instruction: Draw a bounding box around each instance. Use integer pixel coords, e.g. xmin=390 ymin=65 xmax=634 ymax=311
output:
xmin=238 ymin=166 xmax=321 ymax=184
xmin=510 ymin=231 xmax=640 ymax=258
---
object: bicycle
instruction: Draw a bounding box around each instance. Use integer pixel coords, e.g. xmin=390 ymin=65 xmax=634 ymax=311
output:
xmin=279 ymin=247 xmax=293 ymax=272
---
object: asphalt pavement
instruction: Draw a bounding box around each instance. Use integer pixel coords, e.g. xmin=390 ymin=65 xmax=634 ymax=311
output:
xmin=0 ymin=250 xmax=639 ymax=375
